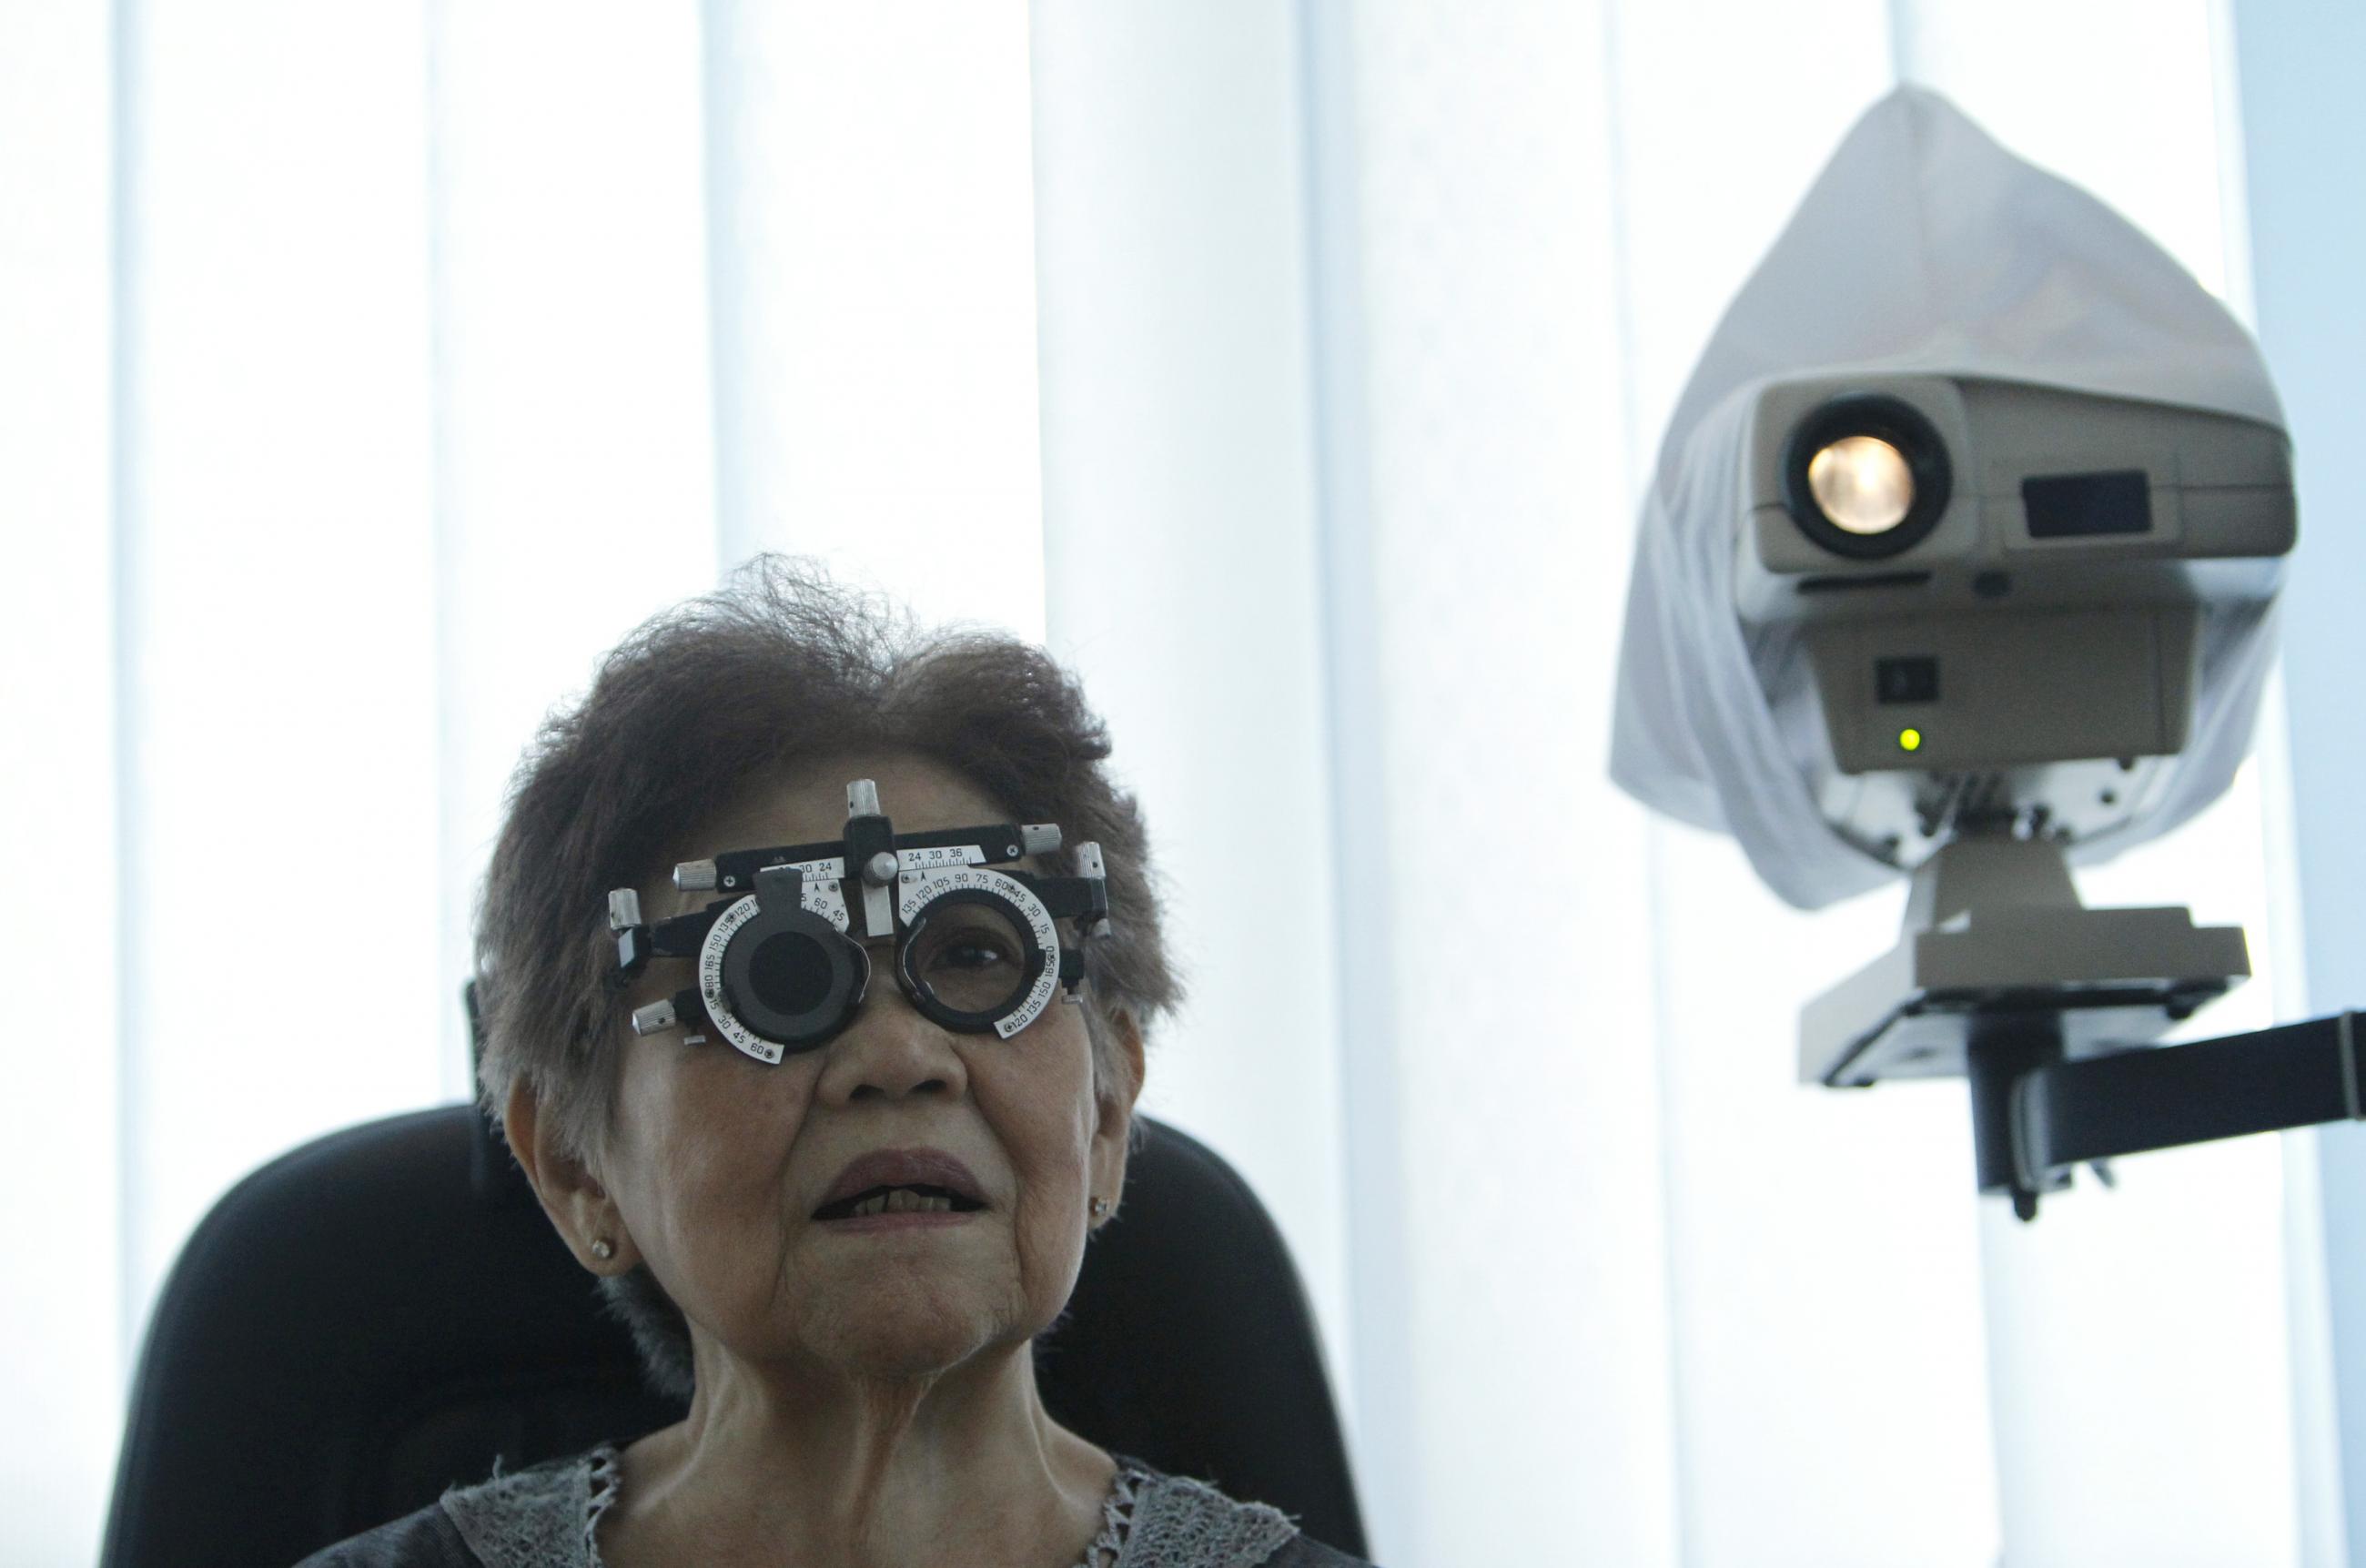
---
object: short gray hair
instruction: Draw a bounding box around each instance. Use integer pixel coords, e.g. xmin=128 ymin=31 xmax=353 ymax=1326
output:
xmin=473 ymin=555 xmax=1180 ymax=1399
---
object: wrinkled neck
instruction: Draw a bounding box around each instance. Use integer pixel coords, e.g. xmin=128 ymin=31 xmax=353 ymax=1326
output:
xmin=611 ymin=1335 xmax=1112 ymax=1568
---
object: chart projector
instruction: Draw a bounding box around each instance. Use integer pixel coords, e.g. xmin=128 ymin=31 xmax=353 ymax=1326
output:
xmin=1609 ymin=87 xmax=2361 ymax=1219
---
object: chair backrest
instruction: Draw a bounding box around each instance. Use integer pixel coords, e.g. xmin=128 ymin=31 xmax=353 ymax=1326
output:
xmin=100 ymin=1103 xmax=1367 ymax=1566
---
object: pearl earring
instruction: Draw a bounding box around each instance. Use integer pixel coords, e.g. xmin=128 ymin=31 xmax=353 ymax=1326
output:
xmin=1089 ymin=1198 xmax=1111 ymax=1219
xmin=591 ymin=1238 xmax=616 ymax=1260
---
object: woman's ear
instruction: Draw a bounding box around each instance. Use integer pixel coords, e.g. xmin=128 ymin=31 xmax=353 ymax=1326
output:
xmin=503 ymin=1078 xmax=639 ymax=1273
xmin=1088 ymin=1009 xmax=1147 ymax=1226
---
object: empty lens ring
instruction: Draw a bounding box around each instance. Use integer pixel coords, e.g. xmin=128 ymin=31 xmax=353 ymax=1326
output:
xmin=894 ymin=874 xmax=1058 ymax=1037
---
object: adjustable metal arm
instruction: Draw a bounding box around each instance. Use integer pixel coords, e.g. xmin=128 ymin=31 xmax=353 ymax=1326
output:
xmin=2017 ymin=1011 xmax=2363 ymax=1181
xmin=1980 ymin=1011 xmax=2363 ymax=1219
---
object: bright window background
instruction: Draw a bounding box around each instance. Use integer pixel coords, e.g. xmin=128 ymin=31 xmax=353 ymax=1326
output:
xmin=0 ymin=3 xmax=2327 ymax=1565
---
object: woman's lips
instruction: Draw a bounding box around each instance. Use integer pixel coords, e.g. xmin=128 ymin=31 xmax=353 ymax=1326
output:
xmin=814 ymin=1147 xmax=987 ymax=1213
xmin=815 ymin=1209 xmax=981 ymax=1235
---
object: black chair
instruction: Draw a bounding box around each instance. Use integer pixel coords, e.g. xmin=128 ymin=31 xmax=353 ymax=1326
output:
xmin=100 ymin=1102 xmax=1367 ymax=1566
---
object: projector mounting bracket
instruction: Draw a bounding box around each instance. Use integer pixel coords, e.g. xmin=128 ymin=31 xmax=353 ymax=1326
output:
xmin=1799 ymin=833 xmax=2361 ymax=1218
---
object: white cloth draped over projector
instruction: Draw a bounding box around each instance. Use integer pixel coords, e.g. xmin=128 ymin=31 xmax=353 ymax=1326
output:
xmin=1609 ymin=86 xmax=2287 ymax=910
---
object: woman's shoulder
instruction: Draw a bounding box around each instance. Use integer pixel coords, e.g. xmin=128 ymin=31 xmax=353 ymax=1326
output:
xmin=1260 ymin=1536 xmax=1380 ymax=1568
xmin=289 ymin=1445 xmax=610 ymax=1568
xmin=1114 ymin=1456 xmax=1380 ymax=1568
xmin=288 ymin=1498 xmax=481 ymax=1567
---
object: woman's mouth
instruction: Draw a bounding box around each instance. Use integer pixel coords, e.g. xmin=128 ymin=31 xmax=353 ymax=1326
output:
xmin=812 ymin=1183 xmax=987 ymax=1229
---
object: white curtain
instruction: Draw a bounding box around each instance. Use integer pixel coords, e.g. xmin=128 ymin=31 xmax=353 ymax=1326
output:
xmin=0 ymin=3 xmax=2322 ymax=1565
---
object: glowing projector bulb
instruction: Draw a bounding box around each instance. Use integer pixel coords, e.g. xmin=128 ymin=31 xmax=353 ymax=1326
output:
xmin=1807 ymin=434 xmax=1915 ymax=534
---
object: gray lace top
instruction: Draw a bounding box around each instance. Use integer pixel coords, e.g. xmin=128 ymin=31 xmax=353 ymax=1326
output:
xmin=429 ymin=1443 xmax=1317 ymax=1568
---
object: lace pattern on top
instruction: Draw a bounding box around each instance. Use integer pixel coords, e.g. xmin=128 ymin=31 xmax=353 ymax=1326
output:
xmin=440 ymin=1443 xmax=1290 ymax=1568
xmin=1117 ymin=1470 xmax=1297 ymax=1568
xmin=1079 ymin=1459 xmax=1144 ymax=1568
xmin=582 ymin=1445 xmax=621 ymax=1563
xmin=439 ymin=1448 xmax=602 ymax=1568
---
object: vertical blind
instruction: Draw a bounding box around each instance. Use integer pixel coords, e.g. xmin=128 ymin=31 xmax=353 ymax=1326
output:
xmin=0 ymin=3 xmax=2320 ymax=1564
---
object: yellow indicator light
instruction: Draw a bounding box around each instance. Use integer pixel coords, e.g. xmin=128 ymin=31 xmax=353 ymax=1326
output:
xmin=1899 ymin=728 xmax=1924 ymax=753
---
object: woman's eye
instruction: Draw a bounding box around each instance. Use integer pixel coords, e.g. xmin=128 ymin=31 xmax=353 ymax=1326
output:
xmin=934 ymin=939 xmax=1010 ymax=970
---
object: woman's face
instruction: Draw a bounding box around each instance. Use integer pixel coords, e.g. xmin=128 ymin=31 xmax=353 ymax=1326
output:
xmin=600 ymin=752 xmax=1138 ymax=1382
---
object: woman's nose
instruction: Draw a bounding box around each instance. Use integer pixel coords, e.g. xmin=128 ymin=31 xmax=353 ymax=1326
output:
xmin=813 ymin=983 xmax=970 ymax=1105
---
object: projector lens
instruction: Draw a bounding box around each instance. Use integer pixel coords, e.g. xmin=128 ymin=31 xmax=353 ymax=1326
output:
xmin=1807 ymin=436 xmax=1913 ymax=534
xmin=1779 ymin=393 xmax=1953 ymax=561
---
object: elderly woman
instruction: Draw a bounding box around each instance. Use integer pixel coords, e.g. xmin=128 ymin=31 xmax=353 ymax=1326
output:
xmin=300 ymin=559 xmax=1373 ymax=1568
